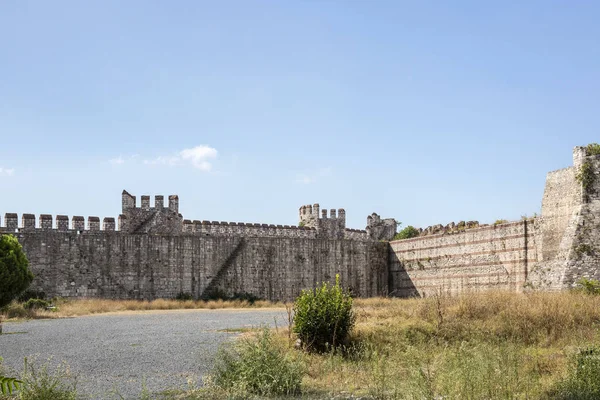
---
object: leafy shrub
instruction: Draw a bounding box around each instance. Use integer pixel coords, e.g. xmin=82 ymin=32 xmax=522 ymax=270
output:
xmin=23 ymin=299 xmax=50 ymax=310
xmin=19 ymin=358 xmax=78 ymax=400
xmin=175 ymin=292 xmax=194 ymax=301
xmin=203 ymin=289 xmax=262 ymax=304
xmin=576 ymin=278 xmax=600 ymax=295
xmin=576 ymin=161 xmax=596 ymax=193
xmin=0 ymin=235 xmax=34 ymax=309
xmin=17 ymin=290 xmax=46 ymax=303
xmin=393 ymin=226 xmax=420 ymax=241
xmin=551 ymin=346 xmax=600 ymax=399
xmin=586 ymin=143 xmax=600 ymax=156
xmin=212 ymin=328 xmax=303 ymax=396
xmin=494 ymin=219 xmax=509 ymax=225
xmin=293 ymin=275 xmax=355 ymax=352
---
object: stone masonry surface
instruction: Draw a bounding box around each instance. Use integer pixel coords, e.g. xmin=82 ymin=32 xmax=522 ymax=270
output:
xmin=1 ymin=145 xmax=599 ymax=299
xmin=0 ymin=193 xmax=389 ymax=301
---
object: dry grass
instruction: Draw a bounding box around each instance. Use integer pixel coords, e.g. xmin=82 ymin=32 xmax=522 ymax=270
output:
xmin=1 ymin=297 xmax=285 ymax=320
xmin=294 ymin=291 xmax=600 ymax=399
xmin=353 ymin=290 xmax=600 ymax=347
xmin=5 ymin=290 xmax=600 ymax=398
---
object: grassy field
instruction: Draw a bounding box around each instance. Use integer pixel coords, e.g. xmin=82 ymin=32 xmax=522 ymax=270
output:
xmin=298 ymin=290 xmax=600 ymax=399
xmin=3 ymin=290 xmax=600 ymax=399
xmin=0 ymin=297 xmax=285 ymax=321
xmin=174 ymin=290 xmax=600 ymax=399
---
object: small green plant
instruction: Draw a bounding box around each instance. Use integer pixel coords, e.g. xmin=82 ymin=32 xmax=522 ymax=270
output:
xmin=586 ymin=143 xmax=600 ymax=156
xmin=211 ymin=328 xmax=303 ymax=396
xmin=574 ymin=244 xmax=595 ymax=259
xmin=494 ymin=219 xmax=509 ymax=225
xmin=298 ymin=221 xmax=306 ymax=227
xmin=0 ymin=375 xmax=23 ymax=395
xmin=23 ymin=299 xmax=50 ymax=310
xmin=293 ymin=274 xmax=355 ymax=352
xmin=576 ymin=161 xmax=596 ymax=193
xmin=393 ymin=226 xmax=420 ymax=240
xmin=17 ymin=290 xmax=46 ymax=303
xmin=19 ymin=358 xmax=78 ymax=400
xmin=175 ymin=292 xmax=194 ymax=301
xmin=550 ymin=346 xmax=600 ymax=399
xmin=203 ymin=289 xmax=262 ymax=304
xmin=576 ymin=278 xmax=600 ymax=295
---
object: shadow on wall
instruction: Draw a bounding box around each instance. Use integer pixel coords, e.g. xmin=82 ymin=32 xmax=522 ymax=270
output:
xmin=387 ymin=249 xmax=418 ymax=297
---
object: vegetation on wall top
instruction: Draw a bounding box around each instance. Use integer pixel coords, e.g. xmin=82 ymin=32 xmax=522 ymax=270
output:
xmin=393 ymin=226 xmax=420 ymax=240
xmin=585 ymin=143 xmax=600 ymax=156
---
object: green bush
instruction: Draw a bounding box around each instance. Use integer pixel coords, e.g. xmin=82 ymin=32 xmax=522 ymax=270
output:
xmin=175 ymin=292 xmax=194 ymax=301
xmin=393 ymin=226 xmax=420 ymax=241
xmin=586 ymin=143 xmax=600 ymax=156
xmin=203 ymin=289 xmax=262 ymax=304
xmin=576 ymin=278 xmax=600 ymax=295
xmin=576 ymin=161 xmax=596 ymax=192
xmin=23 ymin=299 xmax=50 ymax=310
xmin=0 ymin=235 xmax=33 ymax=309
xmin=17 ymin=290 xmax=45 ymax=303
xmin=293 ymin=275 xmax=355 ymax=352
xmin=551 ymin=346 xmax=600 ymax=399
xmin=211 ymin=328 xmax=303 ymax=396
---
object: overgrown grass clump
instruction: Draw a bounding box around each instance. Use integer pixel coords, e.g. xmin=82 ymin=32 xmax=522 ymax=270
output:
xmin=211 ymin=328 xmax=303 ymax=397
xmin=550 ymin=346 xmax=600 ymax=400
xmin=0 ymin=358 xmax=77 ymax=400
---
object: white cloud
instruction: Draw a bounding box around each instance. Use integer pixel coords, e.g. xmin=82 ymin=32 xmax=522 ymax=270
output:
xmin=180 ymin=146 xmax=218 ymax=171
xmin=109 ymin=156 xmax=125 ymax=165
xmin=295 ymin=167 xmax=332 ymax=184
xmin=143 ymin=145 xmax=218 ymax=171
xmin=0 ymin=167 xmax=15 ymax=176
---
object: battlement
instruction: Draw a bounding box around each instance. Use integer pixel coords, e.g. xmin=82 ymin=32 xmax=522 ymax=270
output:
xmin=181 ymin=219 xmax=318 ymax=238
xmin=122 ymin=190 xmax=178 ymax=214
xmin=298 ymin=204 xmax=346 ymax=224
xmin=0 ymin=192 xmax=388 ymax=242
xmin=120 ymin=190 xmax=182 ymax=234
xmin=0 ymin=213 xmax=119 ymax=232
xmin=366 ymin=213 xmax=397 ymax=241
xmin=298 ymin=203 xmax=349 ymax=239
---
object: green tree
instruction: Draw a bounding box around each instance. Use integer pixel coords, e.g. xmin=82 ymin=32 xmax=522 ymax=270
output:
xmin=0 ymin=234 xmax=33 ymax=333
xmin=393 ymin=225 xmax=420 ymax=240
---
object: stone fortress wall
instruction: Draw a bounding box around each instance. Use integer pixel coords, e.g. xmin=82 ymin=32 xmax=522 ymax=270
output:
xmin=1 ymin=145 xmax=599 ymax=300
xmin=389 ymin=145 xmax=600 ymax=297
xmin=0 ymin=192 xmax=392 ymax=301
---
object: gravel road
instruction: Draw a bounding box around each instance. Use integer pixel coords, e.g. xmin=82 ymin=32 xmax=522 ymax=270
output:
xmin=0 ymin=308 xmax=288 ymax=399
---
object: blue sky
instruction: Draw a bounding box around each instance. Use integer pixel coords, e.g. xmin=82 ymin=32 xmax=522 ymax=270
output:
xmin=1 ymin=1 xmax=599 ymax=230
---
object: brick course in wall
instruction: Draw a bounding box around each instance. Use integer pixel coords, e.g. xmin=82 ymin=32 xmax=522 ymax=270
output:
xmin=389 ymin=221 xmax=538 ymax=296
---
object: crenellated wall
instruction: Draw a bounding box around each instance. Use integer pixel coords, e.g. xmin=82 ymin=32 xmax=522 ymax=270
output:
xmin=3 ymin=230 xmax=388 ymax=301
xmin=1 ymin=213 xmax=119 ymax=233
xmin=0 ymin=196 xmax=388 ymax=301
xmin=3 ymin=145 xmax=599 ymax=301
